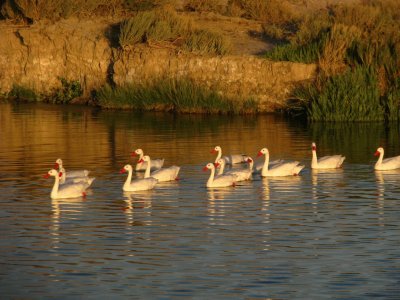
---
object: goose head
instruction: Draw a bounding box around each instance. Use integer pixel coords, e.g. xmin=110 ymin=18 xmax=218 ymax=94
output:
xmin=202 ymin=163 xmax=215 ymax=171
xmin=54 ymin=158 xmax=63 ymax=169
xmin=374 ymin=147 xmax=384 ymax=156
xmin=120 ymin=164 xmax=133 ymax=174
xmin=257 ymin=148 xmax=269 ymax=157
xmin=139 ymin=155 xmax=151 ymax=163
xmin=211 ymin=146 xmax=221 ymax=154
xmin=312 ymin=142 xmax=317 ymax=151
xmin=43 ymin=169 xmax=60 ymax=179
xmin=131 ymin=148 xmax=144 ymax=157
xmin=215 ymin=158 xmax=225 ymax=168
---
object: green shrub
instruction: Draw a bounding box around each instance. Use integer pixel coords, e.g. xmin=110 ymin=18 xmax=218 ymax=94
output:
xmin=97 ymin=78 xmax=258 ymax=114
xmin=263 ymin=0 xmax=400 ymax=121
xmin=8 ymin=84 xmax=38 ymax=102
xmin=52 ymin=77 xmax=83 ymax=104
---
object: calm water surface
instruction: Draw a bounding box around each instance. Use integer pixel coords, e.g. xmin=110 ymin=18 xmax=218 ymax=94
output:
xmin=1 ymin=103 xmax=400 ymax=299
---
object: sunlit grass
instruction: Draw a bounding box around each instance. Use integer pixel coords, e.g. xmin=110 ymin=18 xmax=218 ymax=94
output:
xmin=293 ymin=66 xmax=387 ymax=122
xmin=97 ymin=78 xmax=258 ymax=114
xmin=119 ymin=7 xmax=231 ymax=55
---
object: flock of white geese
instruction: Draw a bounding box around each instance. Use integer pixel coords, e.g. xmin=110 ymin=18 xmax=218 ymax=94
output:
xmin=44 ymin=143 xmax=400 ymax=199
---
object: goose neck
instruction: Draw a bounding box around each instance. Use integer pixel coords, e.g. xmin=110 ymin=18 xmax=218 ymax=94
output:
xmin=51 ymin=175 xmax=60 ymax=199
xmin=144 ymin=159 xmax=151 ymax=178
xmin=124 ymin=168 xmax=133 ymax=189
xmin=207 ymin=167 xmax=216 ymax=187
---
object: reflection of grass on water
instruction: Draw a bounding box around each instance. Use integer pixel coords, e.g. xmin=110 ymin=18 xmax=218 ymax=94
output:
xmin=97 ymin=78 xmax=258 ymax=114
xmin=98 ymin=108 xmax=261 ymax=138
xmin=308 ymin=122 xmax=400 ymax=163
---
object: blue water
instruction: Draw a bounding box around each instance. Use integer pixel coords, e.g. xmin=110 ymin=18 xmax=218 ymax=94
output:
xmin=0 ymin=103 xmax=400 ymax=299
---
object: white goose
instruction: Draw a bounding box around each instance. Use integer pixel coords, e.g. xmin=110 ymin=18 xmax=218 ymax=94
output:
xmin=211 ymin=145 xmax=249 ymax=165
xmin=203 ymin=162 xmax=237 ymax=188
xmin=141 ymin=155 xmax=180 ymax=182
xmin=254 ymin=157 xmax=284 ymax=172
xmin=55 ymin=158 xmax=90 ymax=178
xmin=131 ymin=149 xmax=164 ymax=172
xmin=374 ymin=147 xmax=400 ymax=170
xmin=311 ymin=142 xmax=345 ymax=169
xmin=120 ymin=164 xmax=158 ymax=192
xmin=59 ymin=167 xmax=95 ymax=187
xmin=215 ymin=157 xmax=252 ymax=181
xmin=257 ymin=148 xmax=304 ymax=177
xmin=44 ymin=169 xmax=89 ymax=199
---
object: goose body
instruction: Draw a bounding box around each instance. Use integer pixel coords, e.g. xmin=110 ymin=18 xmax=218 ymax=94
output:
xmin=141 ymin=155 xmax=180 ymax=182
xmin=254 ymin=158 xmax=284 ymax=172
xmin=132 ymin=149 xmax=164 ymax=171
xmin=258 ymin=148 xmax=304 ymax=177
xmin=55 ymin=158 xmax=90 ymax=178
xmin=120 ymin=164 xmax=158 ymax=192
xmin=374 ymin=147 xmax=400 ymax=170
xmin=59 ymin=167 xmax=95 ymax=187
xmin=211 ymin=146 xmax=249 ymax=165
xmin=203 ymin=162 xmax=237 ymax=188
xmin=44 ymin=169 xmax=89 ymax=199
xmin=215 ymin=158 xmax=252 ymax=181
xmin=311 ymin=142 xmax=345 ymax=169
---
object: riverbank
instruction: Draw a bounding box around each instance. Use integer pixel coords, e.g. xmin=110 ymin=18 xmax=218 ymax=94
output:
xmin=0 ymin=14 xmax=316 ymax=113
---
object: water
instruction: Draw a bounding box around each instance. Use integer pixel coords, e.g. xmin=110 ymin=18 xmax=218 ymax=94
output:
xmin=1 ymin=102 xmax=400 ymax=299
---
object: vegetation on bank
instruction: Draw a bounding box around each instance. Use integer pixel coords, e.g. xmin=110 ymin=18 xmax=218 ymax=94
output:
xmin=7 ymin=78 xmax=83 ymax=104
xmin=119 ymin=8 xmax=231 ymax=55
xmin=97 ymin=78 xmax=258 ymax=114
xmin=262 ymin=0 xmax=400 ymax=121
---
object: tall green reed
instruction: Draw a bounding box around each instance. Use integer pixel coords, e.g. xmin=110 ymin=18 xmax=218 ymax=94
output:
xmin=294 ymin=66 xmax=385 ymax=122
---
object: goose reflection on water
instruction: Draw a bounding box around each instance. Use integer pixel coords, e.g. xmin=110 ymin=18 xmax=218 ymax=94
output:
xmin=311 ymin=168 xmax=345 ymax=201
xmin=123 ymin=191 xmax=153 ymax=229
xmin=50 ymin=197 xmax=86 ymax=250
xmin=260 ymin=179 xmax=271 ymax=251
xmin=374 ymin=169 xmax=400 ymax=226
xmin=206 ymin=188 xmax=234 ymax=225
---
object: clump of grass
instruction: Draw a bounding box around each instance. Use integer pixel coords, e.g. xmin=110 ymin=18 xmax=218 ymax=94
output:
xmin=293 ymin=66 xmax=385 ymax=122
xmin=318 ymin=24 xmax=362 ymax=76
xmin=119 ymin=7 xmax=231 ymax=55
xmin=265 ymin=35 xmax=326 ymax=63
xmin=183 ymin=29 xmax=231 ymax=55
xmin=52 ymin=77 xmax=83 ymax=104
xmin=119 ymin=8 xmax=192 ymax=46
xmin=97 ymin=78 xmax=258 ymax=114
xmin=8 ymin=84 xmax=38 ymax=102
xmin=234 ymin=0 xmax=298 ymax=24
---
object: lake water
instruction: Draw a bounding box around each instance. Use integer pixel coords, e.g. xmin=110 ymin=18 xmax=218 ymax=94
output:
xmin=1 ymin=102 xmax=400 ymax=299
